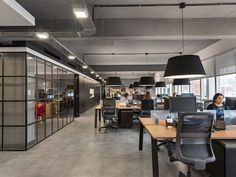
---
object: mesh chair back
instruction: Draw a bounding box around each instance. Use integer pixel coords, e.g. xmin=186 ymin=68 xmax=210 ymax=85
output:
xmin=204 ymin=100 xmax=213 ymax=109
xmin=102 ymin=98 xmax=116 ymax=119
xmin=176 ymin=112 xmax=215 ymax=170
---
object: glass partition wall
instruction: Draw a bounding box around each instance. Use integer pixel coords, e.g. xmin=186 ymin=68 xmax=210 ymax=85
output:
xmin=0 ymin=52 xmax=75 ymax=150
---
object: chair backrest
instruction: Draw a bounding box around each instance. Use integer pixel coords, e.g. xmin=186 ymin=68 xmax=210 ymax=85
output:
xmin=204 ymin=100 xmax=213 ymax=110
xmin=140 ymin=99 xmax=154 ymax=117
xmin=102 ymin=98 xmax=116 ymax=118
xmin=176 ymin=112 xmax=215 ymax=170
xmin=141 ymin=99 xmax=154 ymax=110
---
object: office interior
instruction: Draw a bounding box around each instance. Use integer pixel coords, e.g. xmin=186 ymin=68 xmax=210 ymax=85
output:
xmin=1 ymin=0 xmax=236 ymax=177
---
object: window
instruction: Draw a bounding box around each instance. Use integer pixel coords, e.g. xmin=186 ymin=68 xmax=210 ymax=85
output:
xmin=217 ymin=73 xmax=236 ymax=97
xmin=190 ymin=79 xmax=201 ymax=96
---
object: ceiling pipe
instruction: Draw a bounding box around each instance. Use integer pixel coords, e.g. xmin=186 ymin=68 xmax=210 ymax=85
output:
xmin=83 ymin=52 xmax=181 ymax=56
xmin=92 ymin=2 xmax=236 ymax=21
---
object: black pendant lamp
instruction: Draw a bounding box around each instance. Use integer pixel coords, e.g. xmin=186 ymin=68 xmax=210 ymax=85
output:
xmin=173 ymin=78 xmax=190 ymax=85
xmin=155 ymin=81 xmax=166 ymax=87
xmin=129 ymin=84 xmax=134 ymax=89
xmin=133 ymin=82 xmax=140 ymax=87
xmin=139 ymin=76 xmax=155 ymax=86
xmin=106 ymin=77 xmax=122 ymax=86
xmin=146 ymin=86 xmax=154 ymax=89
xmin=164 ymin=55 xmax=206 ymax=79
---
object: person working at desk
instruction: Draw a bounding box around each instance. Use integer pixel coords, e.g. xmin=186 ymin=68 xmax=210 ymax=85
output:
xmin=121 ymin=92 xmax=130 ymax=104
xmin=207 ymin=93 xmax=224 ymax=119
xmin=141 ymin=92 xmax=154 ymax=117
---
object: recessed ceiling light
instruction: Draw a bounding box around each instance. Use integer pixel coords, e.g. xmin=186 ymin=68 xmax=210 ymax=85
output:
xmin=99 ymin=77 xmax=102 ymax=79
xmin=27 ymin=56 xmax=33 ymax=60
xmin=96 ymin=74 xmax=99 ymax=77
xmin=53 ymin=66 xmax=57 ymax=69
xmin=91 ymin=71 xmax=94 ymax=74
xmin=82 ymin=65 xmax=88 ymax=69
xmin=73 ymin=8 xmax=88 ymax=18
xmin=35 ymin=32 xmax=49 ymax=39
xmin=68 ymin=55 xmax=75 ymax=60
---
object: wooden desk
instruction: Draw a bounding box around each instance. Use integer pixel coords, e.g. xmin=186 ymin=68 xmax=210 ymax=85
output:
xmin=94 ymin=104 xmax=141 ymax=128
xmin=139 ymin=118 xmax=236 ymax=177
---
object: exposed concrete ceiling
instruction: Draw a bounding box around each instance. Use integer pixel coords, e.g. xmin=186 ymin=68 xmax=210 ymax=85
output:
xmin=2 ymin=0 xmax=236 ymax=82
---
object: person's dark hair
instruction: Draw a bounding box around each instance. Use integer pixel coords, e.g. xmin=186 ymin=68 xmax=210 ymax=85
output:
xmin=213 ymin=93 xmax=224 ymax=103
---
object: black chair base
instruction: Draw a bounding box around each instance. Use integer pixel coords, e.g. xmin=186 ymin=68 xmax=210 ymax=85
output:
xmin=99 ymin=120 xmax=118 ymax=133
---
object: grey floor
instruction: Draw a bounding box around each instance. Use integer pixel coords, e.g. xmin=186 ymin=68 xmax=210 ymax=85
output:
xmin=0 ymin=108 xmax=208 ymax=177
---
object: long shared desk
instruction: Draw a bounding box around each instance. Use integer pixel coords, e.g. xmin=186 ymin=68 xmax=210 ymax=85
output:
xmin=139 ymin=118 xmax=236 ymax=177
xmin=94 ymin=104 xmax=141 ymax=128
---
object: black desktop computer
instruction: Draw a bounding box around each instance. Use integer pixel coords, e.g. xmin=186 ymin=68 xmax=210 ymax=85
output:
xmin=169 ymin=96 xmax=197 ymax=113
xmin=225 ymin=97 xmax=236 ymax=110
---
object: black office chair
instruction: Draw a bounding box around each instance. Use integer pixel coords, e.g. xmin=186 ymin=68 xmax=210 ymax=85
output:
xmin=99 ymin=98 xmax=118 ymax=133
xmin=204 ymin=100 xmax=213 ymax=110
xmin=169 ymin=112 xmax=216 ymax=177
xmin=140 ymin=99 xmax=154 ymax=117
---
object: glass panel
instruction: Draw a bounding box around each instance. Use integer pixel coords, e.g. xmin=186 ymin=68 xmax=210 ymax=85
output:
xmin=217 ymin=74 xmax=236 ymax=97
xmin=0 ymin=102 xmax=2 ymax=125
xmin=0 ymin=127 xmax=2 ymax=149
xmin=52 ymin=116 xmax=58 ymax=132
xmin=0 ymin=77 xmax=2 ymax=100
xmin=3 ymin=127 xmax=25 ymax=150
xmin=190 ymin=80 xmax=201 ymax=96
xmin=27 ymin=77 xmax=36 ymax=100
xmin=36 ymin=102 xmax=45 ymax=122
xmin=58 ymin=114 xmax=63 ymax=129
xmin=27 ymin=55 xmax=36 ymax=77
xmin=4 ymin=53 xmax=25 ymax=76
xmin=46 ymin=62 xmax=52 ymax=80
xmin=46 ymin=118 xmax=52 ymax=137
xmin=27 ymin=101 xmax=36 ymax=124
xmin=4 ymin=102 xmax=25 ymax=125
xmin=208 ymin=77 xmax=215 ymax=100
xmin=0 ymin=53 xmax=2 ymax=76
xmin=201 ymin=78 xmax=207 ymax=100
xmin=27 ymin=124 xmax=36 ymax=149
xmin=37 ymin=79 xmax=46 ymax=101
xmin=37 ymin=120 xmax=45 ymax=142
xmin=4 ymin=77 xmax=25 ymax=100
xmin=37 ymin=59 xmax=45 ymax=79
xmin=182 ymin=85 xmax=190 ymax=93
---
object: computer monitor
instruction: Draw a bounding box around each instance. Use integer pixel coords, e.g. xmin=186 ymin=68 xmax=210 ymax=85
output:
xmin=181 ymin=93 xmax=194 ymax=97
xmin=169 ymin=96 xmax=197 ymax=113
xmin=225 ymin=97 xmax=236 ymax=110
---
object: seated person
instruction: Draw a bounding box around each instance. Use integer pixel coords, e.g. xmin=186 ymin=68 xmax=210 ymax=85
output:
xmin=120 ymin=92 xmax=130 ymax=104
xmin=207 ymin=93 xmax=224 ymax=119
xmin=141 ymin=92 xmax=154 ymax=117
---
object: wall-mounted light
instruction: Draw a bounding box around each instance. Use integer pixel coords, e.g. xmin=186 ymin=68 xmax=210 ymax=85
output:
xmin=73 ymin=8 xmax=88 ymax=18
xmin=35 ymin=32 xmax=49 ymax=39
xmin=68 ymin=55 xmax=75 ymax=60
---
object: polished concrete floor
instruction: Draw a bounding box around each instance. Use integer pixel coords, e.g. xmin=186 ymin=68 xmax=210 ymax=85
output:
xmin=0 ymin=108 xmax=208 ymax=177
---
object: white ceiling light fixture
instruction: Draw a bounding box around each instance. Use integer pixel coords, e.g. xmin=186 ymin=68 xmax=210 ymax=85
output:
xmin=35 ymin=32 xmax=49 ymax=39
xmin=82 ymin=65 xmax=88 ymax=69
xmin=73 ymin=8 xmax=88 ymax=18
xmin=91 ymin=71 xmax=94 ymax=74
xmin=68 ymin=55 xmax=75 ymax=60
xmin=96 ymin=74 xmax=99 ymax=77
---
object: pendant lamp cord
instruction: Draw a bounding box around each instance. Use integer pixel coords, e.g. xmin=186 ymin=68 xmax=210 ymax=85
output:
xmin=179 ymin=2 xmax=186 ymax=54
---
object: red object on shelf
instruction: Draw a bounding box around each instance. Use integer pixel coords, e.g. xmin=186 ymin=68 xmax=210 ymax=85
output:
xmin=35 ymin=103 xmax=45 ymax=117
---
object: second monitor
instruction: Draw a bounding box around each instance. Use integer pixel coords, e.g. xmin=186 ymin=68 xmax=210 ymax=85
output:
xmin=169 ymin=96 xmax=197 ymax=113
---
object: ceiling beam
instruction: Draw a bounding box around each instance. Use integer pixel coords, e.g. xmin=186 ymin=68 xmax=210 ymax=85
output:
xmin=82 ymin=18 xmax=236 ymax=40
xmin=90 ymin=64 xmax=166 ymax=72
